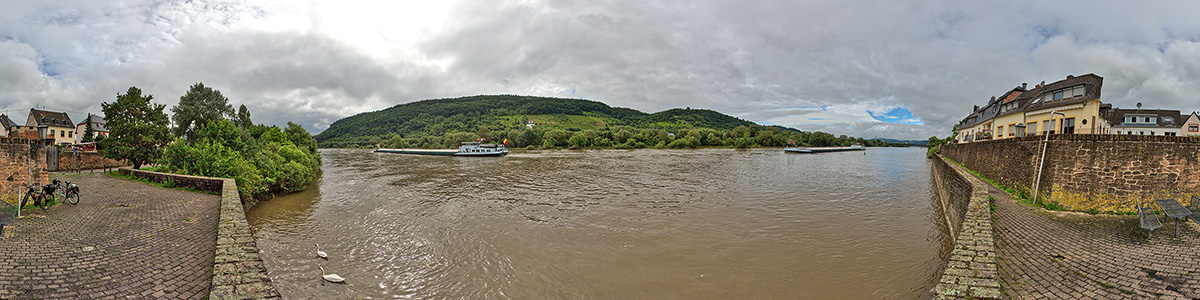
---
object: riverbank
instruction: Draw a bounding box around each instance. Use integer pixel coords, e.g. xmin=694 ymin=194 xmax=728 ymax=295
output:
xmin=0 ymin=173 xmax=219 ymax=299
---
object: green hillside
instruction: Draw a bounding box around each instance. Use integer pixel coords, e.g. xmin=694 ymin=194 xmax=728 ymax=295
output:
xmin=314 ymin=94 xmax=898 ymax=149
xmin=314 ymin=95 xmax=755 ymax=147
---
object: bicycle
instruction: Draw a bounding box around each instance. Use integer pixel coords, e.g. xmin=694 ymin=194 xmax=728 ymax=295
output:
xmin=49 ymin=178 xmax=79 ymax=205
xmin=19 ymin=183 xmax=53 ymax=210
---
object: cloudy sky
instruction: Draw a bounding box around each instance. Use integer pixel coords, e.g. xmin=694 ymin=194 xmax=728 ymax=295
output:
xmin=3 ymin=0 xmax=1200 ymax=140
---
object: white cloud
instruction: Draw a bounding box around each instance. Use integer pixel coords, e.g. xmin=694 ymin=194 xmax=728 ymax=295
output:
xmin=3 ymin=0 xmax=1200 ymax=139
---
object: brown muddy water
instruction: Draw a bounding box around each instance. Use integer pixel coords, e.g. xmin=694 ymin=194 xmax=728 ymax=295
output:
xmin=247 ymin=147 xmax=952 ymax=299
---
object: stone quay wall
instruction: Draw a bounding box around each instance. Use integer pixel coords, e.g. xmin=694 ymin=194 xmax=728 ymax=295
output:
xmin=0 ymin=139 xmax=48 ymax=198
xmin=931 ymin=153 xmax=972 ymax=239
xmin=119 ymin=168 xmax=280 ymax=299
xmin=942 ymin=134 xmax=1200 ymax=212
xmin=932 ymin=154 xmax=1000 ymax=300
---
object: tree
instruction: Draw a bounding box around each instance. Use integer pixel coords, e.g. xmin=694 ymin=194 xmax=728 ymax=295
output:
xmin=172 ymin=82 xmax=234 ymax=140
xmin=100 ymin=86 xmax=172 ymax=169
xmin=235 ymin=104 xmax=253 ymax=128
xmin=81 ymin=117 xmax=95 ymax=143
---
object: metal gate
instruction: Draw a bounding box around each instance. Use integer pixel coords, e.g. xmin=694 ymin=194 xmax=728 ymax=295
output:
xmin=45 ymin=146 xmax=57 ymax=171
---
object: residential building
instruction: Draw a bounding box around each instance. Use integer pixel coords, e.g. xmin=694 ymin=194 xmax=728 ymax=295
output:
xmin=1184 ymin=112 xmax=1200 ymax=137
xmin=26 ymin=109 xmax=75 ymax=145
xmin=955 ymin=74 xmax=1106 ymax=143
xmin=1101 ymin=107 xmax=1183 ymax=136
xmin=74 ymin=113 xmax=110 ymax=143
xmin=0 ymin=114 xmax=17 ymax=137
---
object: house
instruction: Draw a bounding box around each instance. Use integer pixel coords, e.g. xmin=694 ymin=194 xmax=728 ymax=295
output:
xmin=1101 ymin=107 xmax=1183 ymax=136
xmin=26 ymin=108 xmax=75 ymax=145
xmin=955 ymin=74 xmax=1106 ymax=143
xmin=1183 ymin=112 xmax=1200 ymax=137
xmin=0 ymin=114 xmax=17 ymax=138
xmin=74 ymin=113 xmax=110 ymax=143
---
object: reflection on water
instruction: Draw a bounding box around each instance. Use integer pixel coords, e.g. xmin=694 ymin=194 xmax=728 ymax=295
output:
xmin=247 ymin=148 xmax=951 ymax=299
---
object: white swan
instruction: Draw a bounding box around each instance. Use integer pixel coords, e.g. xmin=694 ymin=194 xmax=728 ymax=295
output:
xmin=315 ymin=244 xmax=328 ymax=259
xmin=319 ymin=266 xmax=346 ymax=283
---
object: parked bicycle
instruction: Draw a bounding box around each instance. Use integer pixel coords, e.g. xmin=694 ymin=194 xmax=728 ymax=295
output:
xmin=19 ymin=183 xmax=52 ymax=210
xmin=50 ymin=178 xmax=79 ymax=205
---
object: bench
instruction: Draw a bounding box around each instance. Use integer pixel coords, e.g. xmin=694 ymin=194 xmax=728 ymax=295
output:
xmin=1189 ymin=195 xmax=1200 ymax=223
xmin=0 ymin=199 xmax=15 ymax=236
xmin=1138 ymin=203 xmax=1162 ymax=239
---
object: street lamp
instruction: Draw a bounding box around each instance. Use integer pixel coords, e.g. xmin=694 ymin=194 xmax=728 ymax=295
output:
xmin=36 ymin=124 xmax=48 ymax=146
xmin=1032 ymin=111 xmax=1066 ymax=205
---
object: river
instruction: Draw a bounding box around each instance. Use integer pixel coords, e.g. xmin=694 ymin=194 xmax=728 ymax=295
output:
xmin=246 ymin=147 xmax=952 ymax=299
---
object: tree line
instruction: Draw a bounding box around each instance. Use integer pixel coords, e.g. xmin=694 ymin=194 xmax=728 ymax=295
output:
xmin=98 ymin=83 xmax=321 ymax=199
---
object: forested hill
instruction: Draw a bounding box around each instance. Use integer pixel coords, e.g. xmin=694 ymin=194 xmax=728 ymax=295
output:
xmin=314 ymin=95 xmax=756 ymax=147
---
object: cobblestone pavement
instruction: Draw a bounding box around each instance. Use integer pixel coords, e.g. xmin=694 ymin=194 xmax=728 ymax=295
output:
xmin=0 ymin=173 xmax=220 ymax=299
xmin=990 ymin=185 xmax=1200 ymax=299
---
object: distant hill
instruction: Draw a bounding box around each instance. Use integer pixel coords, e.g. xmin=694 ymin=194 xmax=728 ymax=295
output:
xmin=314 ymin=95 xmax=756 ymax=146
xmin=872 ymin=138 xmax=928 ymax=146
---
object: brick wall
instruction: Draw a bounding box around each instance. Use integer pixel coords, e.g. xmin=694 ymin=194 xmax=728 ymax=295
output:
xmin=0 ymin=139 xmax=49 ymax=198
xmin=942 ymin=134 xmax=1200 ymax=212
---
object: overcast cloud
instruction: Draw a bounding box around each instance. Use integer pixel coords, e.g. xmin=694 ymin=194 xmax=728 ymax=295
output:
xmin=2 ymin=0 xmax=1200 ymax=140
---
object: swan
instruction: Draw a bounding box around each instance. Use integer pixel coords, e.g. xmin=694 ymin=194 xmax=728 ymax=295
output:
xmin=319 ymin=266 xmax=346 ymax=283
xmin=315 ymin=244 xmax=328 ymax=259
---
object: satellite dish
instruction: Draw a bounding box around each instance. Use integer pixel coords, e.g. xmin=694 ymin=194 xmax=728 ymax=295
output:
xmin=1137 ymin=102 xmax=1142 ymax=109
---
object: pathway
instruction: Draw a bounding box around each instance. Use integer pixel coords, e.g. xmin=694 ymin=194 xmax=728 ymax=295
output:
xmin=989 ymin=184 xmax=1200 ymax=299
xmin=0 ymin=173 xmax=220 ymax=299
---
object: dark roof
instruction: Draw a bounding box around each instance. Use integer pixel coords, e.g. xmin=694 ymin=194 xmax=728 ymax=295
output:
xmin=76 ymin=114 xmax=109 ymax=132
xmin=28 ymin=109 xmax=74 ymax=127
xmin=994 ymin=87 xmax=1032 ymax=118
xmin=959 ymin=86 xmax=1028 ymax=129
xmin=0 ymin=114 xmax=17 ymax=129
xmin=1102 ymin=108 xmax=1182 ymax=128
xmin=1020 ymin=74 xmax=1104 ymax=113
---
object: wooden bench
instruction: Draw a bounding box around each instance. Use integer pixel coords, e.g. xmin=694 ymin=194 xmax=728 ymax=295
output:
xmin=1138 ymin=203 xmax=1162 ymax=239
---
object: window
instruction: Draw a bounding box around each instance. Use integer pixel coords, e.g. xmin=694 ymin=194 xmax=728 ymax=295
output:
xmin=1167 ymin=132 xmax=1177 ymax=136
xmin=1008 ymin=124 xmax=1016 ymax=137
xmin=1063 ymin=118 xmax=1075 ymax=134
xmin=1054 ymin=91 xmax=1063 ymax=101
xmin=1190 ymin=125 xmax=1198 ymax=132
xmin=60 ymin=131 xmax=65 ymax=137
xmin=1027 ymin=122 xmax=1038 ymax=135
xmin=997 ymin=126 xmax=1004 ymax=137
xmin=1043 ymin=119 xmax=1056 ymax=134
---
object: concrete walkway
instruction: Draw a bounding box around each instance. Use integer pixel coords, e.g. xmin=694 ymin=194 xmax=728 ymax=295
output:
xmin=989 ymin=184 xmax=1200 ymax=299
xmin=0 ymin=173 xmax=220 ymax=299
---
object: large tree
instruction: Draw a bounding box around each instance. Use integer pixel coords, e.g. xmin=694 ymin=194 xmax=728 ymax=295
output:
xmin=100 ymin=87 xmax=172 ymax=169
xmin=172 ymin=82 xmax=233 ymax=140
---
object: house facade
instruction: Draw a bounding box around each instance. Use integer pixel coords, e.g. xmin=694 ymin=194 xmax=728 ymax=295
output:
xmin=26 ymin=109 xmax=75 ymax=145
xmin=956 ymin=74 xmax=1106 ymax=143
xmin=74 ymin=113 xmax=110 ymax=143
xmin=1100 ymin=108 xmax=1182 ymax=136
xmin=1184 ymin=112 xmax=1200 ymax=137
xmin=0 ymin=114 xmax=17 ymax=138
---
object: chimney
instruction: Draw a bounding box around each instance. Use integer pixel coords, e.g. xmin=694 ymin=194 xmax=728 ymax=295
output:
xmin=1067 ymin=74 xmax=1074 ymax=79
xmin=974 ymin=105 xmax=979 ymax=111
xmin=1022 ymin=82 xmax=1028 ymax=90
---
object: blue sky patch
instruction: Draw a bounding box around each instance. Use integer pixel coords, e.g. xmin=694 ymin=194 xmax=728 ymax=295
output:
xmin=869 ymin=107 xmax=923 ymax=125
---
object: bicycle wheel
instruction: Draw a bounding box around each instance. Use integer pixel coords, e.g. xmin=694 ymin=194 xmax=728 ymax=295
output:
xmin=66 ymin=190 xmax=79 ymax=205
xmin=20 ymin=191 xmax=34 ymax=208
xmin=37 ymin=195 xmax=51 ymax=210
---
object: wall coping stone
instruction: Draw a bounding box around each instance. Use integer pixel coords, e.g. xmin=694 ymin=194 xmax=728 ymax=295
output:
xmin=932 ymin=155 xmax=1000 ymax=300
xmin=119 ymin=167 xmax=280 ymax=299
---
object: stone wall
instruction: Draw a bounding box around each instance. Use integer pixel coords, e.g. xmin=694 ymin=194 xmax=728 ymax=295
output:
xmin=53 ymin=150 xmax=126 ymax=171
xmin=932 ymin=155 xmax=1000 ymax=300
xmin=942 ymin=134 xmax=1200 ymax=212
xmin=931 ymin=154 xmax=972 ymax=239
xmin=118 ymin=168 xmax=280 ymax=299
xmin=0 ymin=139 xmax=48 ymax=198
